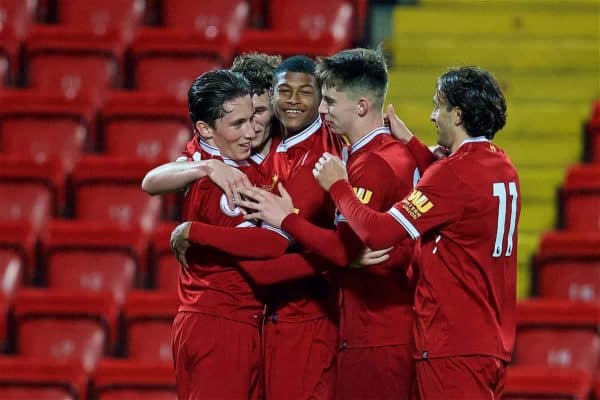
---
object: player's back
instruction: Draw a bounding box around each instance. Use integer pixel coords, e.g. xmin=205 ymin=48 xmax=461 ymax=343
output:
xmin=414 ymin=139 xmax=520 ymax=361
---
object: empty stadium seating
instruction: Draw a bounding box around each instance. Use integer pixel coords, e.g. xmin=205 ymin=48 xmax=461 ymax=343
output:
xmin=0 ymin=158 xmax=63 ymax=226
xmin=71 ymin=156 xmax=162 ymax=232
xmin=123 ymin=291 xmax=178 ymax=362
xmin=503 ymin=365 xmax=592 ymax=400
xmin=0 ymin=0 xmax=37 ymax=80
xmin=13 ymin=289 xmax=119 ymax=372
xmin=513 ymin=300 xmax=600 ymax=373
xmin=55 ymin=0 xmax=145 ymax=44
xmin=25 ymin=27 xmax=124 ymax=105
xmin=0 ymin=356 xmax=88 ymax=400
xmin=101 ymin=91 xmax=191 ymax=161
xmin=560 ymin=165 xmax=600 ymax=232
xmin=0 ymin=90 xmax=95 ymax=170
xmin=535 ymin=231 xmax=600 ymax=301
xmin=0 ymin=221 xmax=36 ymax=283
xmin=92 ymin=359 xmax=176 ymax=399
xmin=41 ymin=220 xmax=148 ymax=304
xmin=151 ymin=223 xmax=179 ymax=293
xmin=238 ymin=0 xmax=354 ymax=57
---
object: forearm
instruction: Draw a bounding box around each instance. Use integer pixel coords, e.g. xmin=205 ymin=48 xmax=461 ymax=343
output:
xmin=189 ymin=221 xmax=289 ymax=259
xmin=329 ymin=180 xmax=409 ymax=249
xmin=238 ymin=253 xmax=323 ymax=286
xmin=142 ymin=161 xmax=211 ymax=194
xmin=281 ymin=214 xmax=362 ymax=267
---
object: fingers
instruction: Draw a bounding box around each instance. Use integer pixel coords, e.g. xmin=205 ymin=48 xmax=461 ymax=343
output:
xmin=278 ymin=182 xmax=291 ymax=200
xmin=362 ymin=253 xmax=390 ymax=266
xmin=367 ymin=247 xmax=394 ymax=258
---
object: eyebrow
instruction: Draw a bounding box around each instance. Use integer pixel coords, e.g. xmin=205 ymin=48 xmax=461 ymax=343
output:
xmin=230 ymin=117 xmax=248 ymax=125
xmin=323 ymin=95 xmax=335 ymax=103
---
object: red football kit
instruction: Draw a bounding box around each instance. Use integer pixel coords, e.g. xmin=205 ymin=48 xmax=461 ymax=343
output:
xmin=241 ymin=127 xmax=419 ymax=399
xmin=172 ymin=139 xmax=289 ymax=400
xmin=175 ymin=118 xmax=343 ymax=400
xmin=328 ymin=136 xmax=520 ymax=399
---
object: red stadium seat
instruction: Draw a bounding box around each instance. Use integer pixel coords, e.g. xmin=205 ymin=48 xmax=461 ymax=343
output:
xmin=93 ymin=359 xmax=176 ymax=399
xmin=560 ymin=165 xmax=600 ymax=232
xmin=0 ymin=157 xmax=63 ymax=226
xmin=0 ymin=221 xmax=36 ymax=282
xmin=237 ymin=0 xmax=353 ymax=57
xmin=101 ymin=91 xmax=191 ymax=161
xmin=0 ymin=294 xmax=7 ymax=352
xmin=123 ymin=291 xmax=178 ymax=363
xmin=503 ymin=365 xmax=592 ymax=400
xmin=0 ymin=356 xmax=88 ymax=400
xmin=13 ymin=289 xmax=118 ymax=372
xmin=41 ymin=220 xmax=148 ymax=304
xmin=535 ymin=231 xmax=600 ymax=301
xmin=131 ymin=30 xmax=223 ymax=100
xmin=162 ymin=0 xmax=249 ymax=43
xmin=56 ymin=0 xmax=145 ymax=44
xmin=0 ymin=248 xmax=23 ymax=299
xmin=71 ymin=156 xmax=162 ymax=233
xmin=0 ymin=0 xmax=37 ymax=80
xmin=151 ymin=223 xmax=179 ymax=293
xmin=586 ymin=116 xmax=600 ymax=163
xmin=513 ymin=299 xmax=600 ymax=373
xmin=25 ymin=27 xmax=124 ymax=106
xmin=0 ymin=90 xmax=95 ymax=171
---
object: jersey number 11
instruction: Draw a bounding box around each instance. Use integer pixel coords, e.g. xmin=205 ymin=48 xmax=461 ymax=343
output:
xmin=492 ymin=182 xmax=518 ymax=258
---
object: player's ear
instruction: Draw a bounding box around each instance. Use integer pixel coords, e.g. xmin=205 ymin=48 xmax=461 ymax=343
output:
xmin=195 ymin=120 xmax=213 ymax=140
xmin=454 ymin=107 xmax=463 ymax=126
xmin=357 ymin=98 xmax=368 ymax=117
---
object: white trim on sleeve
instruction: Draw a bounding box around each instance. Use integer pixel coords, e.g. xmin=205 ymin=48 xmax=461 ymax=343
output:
xmin=387 ymin=207 xmax=420 ymax=239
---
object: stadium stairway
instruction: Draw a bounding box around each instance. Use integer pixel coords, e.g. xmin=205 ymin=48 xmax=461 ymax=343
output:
xmin=386 ymin=0 xmax=600 ymax=297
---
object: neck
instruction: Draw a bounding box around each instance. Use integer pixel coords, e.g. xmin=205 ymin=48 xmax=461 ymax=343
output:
xmin=449 ymin=130 xmax=470 ymax=154
xmin=255 ymin=136 xmax=273 ymax=158
xmin=346 ymin=113 xmax=384 ymax=145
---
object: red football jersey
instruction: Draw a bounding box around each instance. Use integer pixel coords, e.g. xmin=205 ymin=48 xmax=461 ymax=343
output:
xmin=267 ymin=116 xmax=343 ymax=321
xmin=178 ymin=140 xmax=287 ymax=324
xmin=331 ymin=137 xmax=520 ymax=361
xmin=336 ymin=127 xmax=418 ymax=347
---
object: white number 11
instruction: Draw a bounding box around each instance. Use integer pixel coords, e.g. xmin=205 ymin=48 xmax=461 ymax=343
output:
xmin=492 ymin=182 xmax=518 ymax=257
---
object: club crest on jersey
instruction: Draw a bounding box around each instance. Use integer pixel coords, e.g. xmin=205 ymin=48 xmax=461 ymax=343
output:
xmin=402 ymin=189 xmax=433 ymax=219
xmin=220 ymin=193 xmax=242 ymax=217
xmin=262 ymin=174 xmax=279 ymax=192
xmin=353 ymin=187 xmax=373 ymax=204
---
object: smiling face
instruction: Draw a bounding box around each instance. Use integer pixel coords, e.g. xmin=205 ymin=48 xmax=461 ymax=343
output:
xmin=197 ymin=95 xmax=256 ymax=161
xmin=250 ymin=91 xmax=274 ymax=150
xmin=430 ymin=90 xmax=459 ymax=149
xmin=273 ymin=71 xmax=320 ymax=135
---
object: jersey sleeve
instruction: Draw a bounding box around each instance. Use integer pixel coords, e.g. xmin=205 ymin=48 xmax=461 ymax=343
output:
xmin=188 ymin=221 xmax=290 ymax=259
xmin=238 ymin=252 xmax=324 ymax=286
xmin=406 ymin=136 xmax=436 ymax=173
xmin=387 ymin=160 xmax=464 ymax=240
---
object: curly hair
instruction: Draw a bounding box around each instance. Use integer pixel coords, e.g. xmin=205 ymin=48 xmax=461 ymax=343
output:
xmin=232 ymin=52 xmax=281 ymax=96
xmin=437 ymin=67 xmax=507 ymax=140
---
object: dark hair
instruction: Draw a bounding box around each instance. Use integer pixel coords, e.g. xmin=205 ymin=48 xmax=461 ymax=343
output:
xmin=232 ymin=52 xmax=282 ymax=96
xmin=437 ymin=66 xmax=507 ymax=140
xmin=188 ymin=70 xmax=251 ymax=129
xmin=273 ymin=55 xmax=316 ymax=84
xmin=316 ymin=47 xmax=388 ymax=109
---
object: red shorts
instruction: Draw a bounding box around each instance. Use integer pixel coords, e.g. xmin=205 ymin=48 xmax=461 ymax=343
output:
xmin=414 ymin=355 xmax=506 ymax=400
xmin=263 ymin=315 xmax=337 ymax=400
xmin=336 ymin=344 xmax=415 ymax=400
xmin=172 ymin=312 xmax=262 ymax=400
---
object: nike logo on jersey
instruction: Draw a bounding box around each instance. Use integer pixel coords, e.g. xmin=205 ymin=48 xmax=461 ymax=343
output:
xmin=402 ymin=189 xmax=434 ymax=219
xmin=353 ymin=187 xmax=373 ymax=204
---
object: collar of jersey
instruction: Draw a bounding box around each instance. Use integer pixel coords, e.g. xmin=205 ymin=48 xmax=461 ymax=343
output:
xmin=351 ymin=126 xmax=390 ymax=154
xmin=199 ymin=140 xmax=250 ymax=167
xmin=276 ymin=116 xmax=322 ymax=153
xmin=454 ymin=136 xmax=489 ymax=153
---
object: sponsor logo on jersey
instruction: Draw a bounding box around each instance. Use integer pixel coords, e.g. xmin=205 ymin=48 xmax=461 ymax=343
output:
xmin=353 ymin=187 xmax=373 ymax=204
xmin=219 ymin=193 xmax=242 ymax=217
xmin=402 ymin=189 xmax=433 ymax=219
